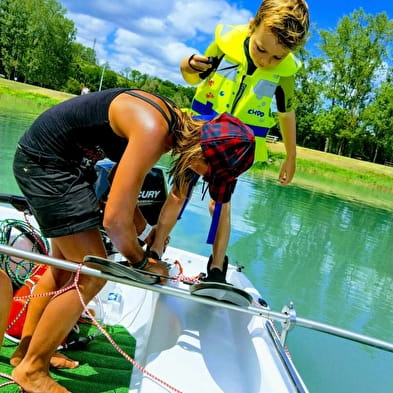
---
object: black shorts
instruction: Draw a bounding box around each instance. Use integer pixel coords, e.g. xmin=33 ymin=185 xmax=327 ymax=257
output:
xmin=13 ymin=146 xmax=101 ymax=238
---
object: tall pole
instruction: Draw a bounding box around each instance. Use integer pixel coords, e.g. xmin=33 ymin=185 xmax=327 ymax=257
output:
xmin=99 ymin=63 xmax=106 ymax=91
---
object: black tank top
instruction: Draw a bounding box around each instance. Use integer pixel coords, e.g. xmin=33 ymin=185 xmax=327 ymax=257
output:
xmin=19 ymin=88 xmax=178 ymax=163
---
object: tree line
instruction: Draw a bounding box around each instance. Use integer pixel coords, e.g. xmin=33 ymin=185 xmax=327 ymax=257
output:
xmin=292 ymin=10 xmax=393 ymax=164
xmin=0 ymin=0 xmax=195 ymax=106
xmin=0 ymin=0 xmax=392 ymax=165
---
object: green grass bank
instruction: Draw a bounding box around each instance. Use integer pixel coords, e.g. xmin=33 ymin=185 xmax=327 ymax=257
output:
xmin=1 ymin=78 xmax=392 ymax=211
xmin=258 ymin=143 xmax=393 ymax=211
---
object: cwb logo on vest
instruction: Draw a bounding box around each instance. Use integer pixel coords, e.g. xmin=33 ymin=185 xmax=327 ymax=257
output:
xmin=247 ymin=108 xmax=265 ymax=118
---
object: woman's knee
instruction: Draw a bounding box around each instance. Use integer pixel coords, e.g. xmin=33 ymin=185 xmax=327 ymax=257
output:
xmin=77 ymin=276 xmax=107 ymax=299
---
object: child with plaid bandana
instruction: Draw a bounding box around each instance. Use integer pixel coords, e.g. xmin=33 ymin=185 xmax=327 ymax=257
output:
xmin=151 ymin=112 xmax=255 ymax=283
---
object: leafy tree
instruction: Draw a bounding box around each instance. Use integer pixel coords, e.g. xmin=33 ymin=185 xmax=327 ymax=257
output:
xmin=0 ymin=0 xmax=30 ymax=80
xmin=73 ymin=43 xmax=97 ymax=65
xmin=317 ymin=9 xmax=393 ymax=157
xmin=129 ymin=69 xmax=148 ymax=88
xmin=362 ymin=72 xmax=393 ymax=163
xmin=0 ymin=0 xmax=76 ymax=88
xmin=31 ymin=0 xmax=75 ymax=89
xmin=66 ymin=42 xmax=98 ymax=92
xmin=294 ymin=47 xmax=324 ymax=149
xmin=141 ymin=77 xmax=160 ymax=94
xmin=99 ymin=69 xmax=119 ymax=91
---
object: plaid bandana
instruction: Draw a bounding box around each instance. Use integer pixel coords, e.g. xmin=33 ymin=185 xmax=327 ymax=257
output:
xmin=200 ymin=113 xmax=255 ymax=203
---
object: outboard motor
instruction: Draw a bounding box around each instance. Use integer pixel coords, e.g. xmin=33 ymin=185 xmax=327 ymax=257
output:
xmin=137 ymin=167 xmax=167 ymax=225
xmin=95 ymin=159 xmax=167 ymax=225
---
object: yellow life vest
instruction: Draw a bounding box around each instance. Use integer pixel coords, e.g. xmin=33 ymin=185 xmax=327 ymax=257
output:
xmin=191 ymin=24 xmax=301 ymax=161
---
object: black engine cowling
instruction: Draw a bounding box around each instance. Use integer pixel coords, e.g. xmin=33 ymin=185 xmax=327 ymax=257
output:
xmin=95 ymin=159 xmax=167 ymax=225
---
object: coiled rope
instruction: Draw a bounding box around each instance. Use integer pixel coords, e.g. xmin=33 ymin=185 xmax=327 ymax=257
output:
xmin=0 ymin=218 xmax=49 ymax=288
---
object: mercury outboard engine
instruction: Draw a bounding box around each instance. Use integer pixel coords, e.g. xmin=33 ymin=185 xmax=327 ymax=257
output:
xmin=137 ymin=167 xmax=167 ymax=225
xmin=94 ymin=159 xmax=167 ymax=226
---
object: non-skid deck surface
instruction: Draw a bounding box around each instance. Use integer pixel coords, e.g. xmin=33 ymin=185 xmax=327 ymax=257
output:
xmin=0 ymin=324 xmax=135 ymax=393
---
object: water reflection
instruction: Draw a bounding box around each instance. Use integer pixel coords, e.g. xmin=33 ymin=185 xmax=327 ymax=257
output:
xmin=228 ymin=173 xmax=393 ymax=341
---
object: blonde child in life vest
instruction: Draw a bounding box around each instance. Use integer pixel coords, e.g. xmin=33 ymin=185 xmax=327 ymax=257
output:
xmin=178 ymin=0 xmax=310 ymax=280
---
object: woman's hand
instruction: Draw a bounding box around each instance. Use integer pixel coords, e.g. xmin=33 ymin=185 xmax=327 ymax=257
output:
xmin=144 ymin=257 xmax=169 ymax=284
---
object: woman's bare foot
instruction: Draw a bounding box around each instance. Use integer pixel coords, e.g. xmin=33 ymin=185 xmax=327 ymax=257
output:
xmin=11 ymin=345 xmax=78 ymax=369
xmin=12 ymin=363 xmax=71 ymax=393
xmin=48 ymin=352 xmax=79 ymax=369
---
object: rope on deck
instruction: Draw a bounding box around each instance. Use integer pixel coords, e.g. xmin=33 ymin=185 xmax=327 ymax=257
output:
xmin=0 ymin=372 xmax=23 ymax=392
xmin=3 ymin=261 xmax=186 ymax=393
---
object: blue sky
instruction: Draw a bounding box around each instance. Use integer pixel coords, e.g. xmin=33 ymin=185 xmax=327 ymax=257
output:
xmin=59 ymin=0 xmax=393 ymax=85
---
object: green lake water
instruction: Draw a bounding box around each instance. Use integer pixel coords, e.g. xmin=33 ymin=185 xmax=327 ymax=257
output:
xmin=0 ymin=102 xmax=392 ymax=393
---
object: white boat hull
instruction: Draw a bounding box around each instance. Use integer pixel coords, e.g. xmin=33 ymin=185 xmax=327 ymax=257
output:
xmin=0 ymin=204 xmax=308 ymax=393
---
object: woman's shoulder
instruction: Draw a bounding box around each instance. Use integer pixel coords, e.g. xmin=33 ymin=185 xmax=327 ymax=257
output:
xmin=109 ymin=90 xmax=174 ymax=138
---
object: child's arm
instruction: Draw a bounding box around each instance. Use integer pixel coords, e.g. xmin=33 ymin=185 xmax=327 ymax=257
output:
xmin=278 ymin=110 xmax=297 ymax=185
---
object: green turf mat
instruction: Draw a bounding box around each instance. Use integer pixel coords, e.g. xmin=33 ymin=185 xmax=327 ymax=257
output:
xmin=0 ymin=324 xmax=135 ymax=393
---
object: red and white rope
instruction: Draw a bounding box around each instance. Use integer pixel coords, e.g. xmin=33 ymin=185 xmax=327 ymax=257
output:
xmin=3 ymin=262 xmax=185 ymax=393
xmin=72 ymin=264 xmax=184 ymax=393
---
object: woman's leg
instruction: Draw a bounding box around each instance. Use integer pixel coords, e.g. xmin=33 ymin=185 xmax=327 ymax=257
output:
xmin=10 ymin=245 xmax=77 ymax=368
xmin=12 ymin=228 xmax=107 ymax=393
xmin=0 ymin=270 xmax=13 ymax=349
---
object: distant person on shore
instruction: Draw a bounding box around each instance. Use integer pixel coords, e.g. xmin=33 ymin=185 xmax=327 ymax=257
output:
xmin=81 ymin=83 xmax=90 ymax=95
xmin=11 ymin=88 xmax=254 ymax=393
xmin=0 ymin=270 xmax=13 ymax=350
xmin=177 ymin=0 xmax=309 ymax=281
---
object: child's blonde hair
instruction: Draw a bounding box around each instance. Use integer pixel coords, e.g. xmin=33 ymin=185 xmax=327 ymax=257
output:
xmin=254 ymin=0 xmax=310 ymax=50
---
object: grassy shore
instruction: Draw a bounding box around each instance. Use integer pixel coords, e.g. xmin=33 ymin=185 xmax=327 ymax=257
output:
xmin=0 ymin=78 xmax=75 ymax=114
xmin=0 ymin=78 xmax=74 ymax=101
xmin=260 ymin=142 xmax=393 ymax=210
xmin=1 ymin=78 xmax=392 ymax=210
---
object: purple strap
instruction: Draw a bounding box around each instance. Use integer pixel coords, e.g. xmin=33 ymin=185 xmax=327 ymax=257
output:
xmin=207 ymin=202 xmax=222 ymax=244
xmin=177 ymin=173 xmax=199 ymax=220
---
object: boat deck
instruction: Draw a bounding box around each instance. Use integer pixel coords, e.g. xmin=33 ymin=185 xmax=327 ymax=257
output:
xmin=115 ymin=247 xmax=306 ymax=393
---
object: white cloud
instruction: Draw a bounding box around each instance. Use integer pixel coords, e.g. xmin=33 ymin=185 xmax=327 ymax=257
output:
xmin=168 ymin=0 xmax=251 ymax=37
xmin=134 ymin=17 xmax=166 ymax=34
xmin=60 ymin=0 xmax=253 ymax=84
